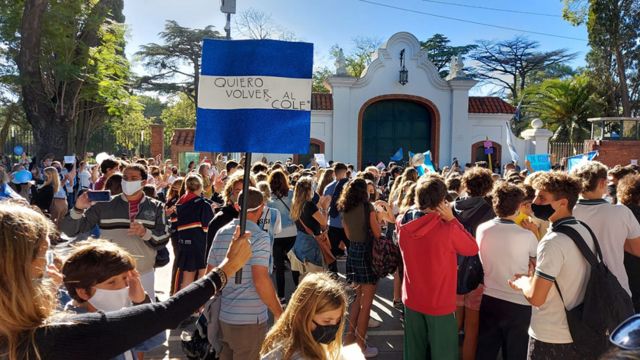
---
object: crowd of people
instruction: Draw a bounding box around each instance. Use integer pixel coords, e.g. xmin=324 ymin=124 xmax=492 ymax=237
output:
xmin=2 ymin=151 xmax=640 ymax=360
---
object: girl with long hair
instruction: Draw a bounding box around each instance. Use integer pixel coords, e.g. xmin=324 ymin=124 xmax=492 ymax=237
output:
xmin=260 ymin=273 xmax=348 ymax=360
xmin=198 ymin=163 xmax=213 ymax=199
xmin=316 ymin=169 xmax=335 ymax=201
xmin=291 ymin=177 xmax=332 ymax=274
xmin=269 ymin=169 xmax=301 ymax=303
xmin=337 ymin=178 xmax=381 ymax=357
xmin=33 ymin=167 xmax=59 ymax=215
xmin=0 ymin=201 xmax=250 ymax=360
xmin=173 ymin=174 xmax=214 ymax=291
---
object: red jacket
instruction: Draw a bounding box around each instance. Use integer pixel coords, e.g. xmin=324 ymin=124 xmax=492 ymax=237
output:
xmin=397 ymin=211 xmax=478 ymax=315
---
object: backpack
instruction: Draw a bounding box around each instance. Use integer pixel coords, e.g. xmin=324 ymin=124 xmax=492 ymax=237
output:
xmin=454 ymin=198 xmax=493 ymax=295
xmin=553 ymin=220 xmax=634 ymax=358
xmin=365 ymin=204 xmax=401 ymax=278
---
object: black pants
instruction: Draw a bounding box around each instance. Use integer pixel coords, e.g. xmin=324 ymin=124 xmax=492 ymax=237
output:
xmin=527 ymin=337 xmax=581 ymax=360
xmin=273 ymin=235 xmax=299 ymax=298
xmin=328 ymin=226 xmax=349 ymax=273
xmin=477 ymin=295 xmax=531 ymax=360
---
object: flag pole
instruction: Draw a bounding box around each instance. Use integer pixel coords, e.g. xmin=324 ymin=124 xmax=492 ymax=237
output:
xmin=221 ymin=0 xmax=246 ymax=284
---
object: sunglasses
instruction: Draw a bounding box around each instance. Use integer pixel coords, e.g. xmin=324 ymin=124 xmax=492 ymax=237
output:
xmin=610 ymin=314 xmax=640 ymax=350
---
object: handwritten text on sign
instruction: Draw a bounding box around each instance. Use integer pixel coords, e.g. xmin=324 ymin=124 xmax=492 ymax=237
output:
xmin=198 ymin=75 xmax=312 ymax=111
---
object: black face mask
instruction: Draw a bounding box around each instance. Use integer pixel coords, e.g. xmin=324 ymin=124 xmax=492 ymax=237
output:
xmin=369 ymin=193 xmax=376 ymax=202
xmin=531 ymin=203 xmax=555 ymax=221
xmin=608 ymin=184 xmax=617 ymax=198
xmin=311 ymin=321 xmax=340 ymax=344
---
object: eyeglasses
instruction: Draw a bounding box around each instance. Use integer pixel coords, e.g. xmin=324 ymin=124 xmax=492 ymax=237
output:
xmin=610 ymin=314 xmax=640 ymax=350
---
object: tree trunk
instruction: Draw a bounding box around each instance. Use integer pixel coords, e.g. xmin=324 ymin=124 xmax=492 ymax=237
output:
xmin=614 ymin=47 xmax=631 ymax=116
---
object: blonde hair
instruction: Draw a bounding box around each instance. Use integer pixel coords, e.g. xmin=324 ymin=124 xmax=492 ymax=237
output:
xmin=197 ymin=163 xmax=211 ymax=190
xmin=223 ymin=172 xmax=256 ymax=205
xmin=43 ymin=167 xmax=60 ymax=193
xmin=290 ymin=177 xmax=313 ymax=221
xmin=260 ymin=273 xmax=347 ymax=360
xmin=399 ymin=182 xmax=417 ymax=214
xmin=256 ymin=181 xmax=271 ymax=203
xmin=0 ymin=202 xmax=57 ymax=360
xmin=317 ymin=169 xmax=335 ymax=197
xmin=184 ymin=173 xmax=203 ymax=193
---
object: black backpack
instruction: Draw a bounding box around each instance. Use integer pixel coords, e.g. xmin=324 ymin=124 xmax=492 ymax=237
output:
xmin=553 ymin=220 xmax=634 ymax=358
xmin=454 ymin=199 xmax=494 ymax=294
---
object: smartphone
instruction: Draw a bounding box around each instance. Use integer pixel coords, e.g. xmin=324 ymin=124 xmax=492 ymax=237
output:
xmin=87 ymin=190 xmax=111 ymax=202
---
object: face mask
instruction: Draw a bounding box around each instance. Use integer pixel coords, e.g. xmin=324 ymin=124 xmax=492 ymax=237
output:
xmin=608 ymin=184 xmax=617 ymax=197
xmin=531 ymin=203 xmax=555 ymax=221
xmin=88 ymin=286 xmax=130 ymax=312
xmin=122 ymin=180 xmax=143 ymax=196
xmin=311 ymin=320 xmax=340 ymax=344
xmin=369 ymin=193 xmax=376 ymax=202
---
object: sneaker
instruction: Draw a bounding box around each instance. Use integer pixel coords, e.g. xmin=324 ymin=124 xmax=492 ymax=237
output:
xmin=368 ymin=318 xmax=381 ymax=328
xmin=362 ymin=345 xmax=379 ymax=358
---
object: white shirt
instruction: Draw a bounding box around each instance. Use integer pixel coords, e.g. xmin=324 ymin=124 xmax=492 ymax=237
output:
xmin=477 ymin=218 xmax=538 ymax=306
xmin=573 ymin=198 xmax=640 ymax=295
xmin=529 ymin=217 xmax=594 ymax=344
xmin=78 ymin=169 xmax=91 ymax=189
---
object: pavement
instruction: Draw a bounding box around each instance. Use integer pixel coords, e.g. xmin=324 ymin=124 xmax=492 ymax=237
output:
xmin=146 ymin=253 xmax=405 ymax=359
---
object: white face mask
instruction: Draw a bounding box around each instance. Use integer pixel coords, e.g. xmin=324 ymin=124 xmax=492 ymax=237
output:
xmin=88 ymin=286 xmax=130 ymax=312
xmin=122 ymin=180 xmax=143 ymax=196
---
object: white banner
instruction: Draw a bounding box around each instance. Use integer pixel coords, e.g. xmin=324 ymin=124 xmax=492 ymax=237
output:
xmin=198 ymin=75 xmax=312 ymax=111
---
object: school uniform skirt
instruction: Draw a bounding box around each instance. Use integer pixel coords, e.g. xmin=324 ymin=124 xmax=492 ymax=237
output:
xmin=176 ymin=237 xmax=207 ymax=271
xmin=346 ymin=241 xmax=378 ymax=284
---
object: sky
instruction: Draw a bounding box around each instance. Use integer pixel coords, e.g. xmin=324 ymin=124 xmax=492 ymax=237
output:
xmin=123 ymin=0 xmax=590 ymax=96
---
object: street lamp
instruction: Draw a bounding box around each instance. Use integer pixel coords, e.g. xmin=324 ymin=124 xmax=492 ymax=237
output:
xmin=399 ymin=49 xmax=408 ymax=85
xmin=220 ymin=0 xmax=236 ymax=40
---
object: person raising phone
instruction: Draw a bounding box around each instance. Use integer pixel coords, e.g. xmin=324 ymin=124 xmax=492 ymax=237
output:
xmin=61 ymin=163 xmax=170 ymax=299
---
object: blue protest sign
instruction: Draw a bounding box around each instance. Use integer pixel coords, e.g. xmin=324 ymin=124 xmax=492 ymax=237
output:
xmin=13 ymin=145 xmax=23 ymax=156
xmin=195 ymin=39 xmax=313 ymax=154
xmin=567 ymin=151 xmax=598 ymax=172
xmin=526 ymin=154 xmax=551 ymax=172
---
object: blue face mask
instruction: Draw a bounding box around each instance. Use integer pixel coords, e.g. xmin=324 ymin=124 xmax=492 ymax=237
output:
xmin=311 ymin=320 xmax=340 ymax=344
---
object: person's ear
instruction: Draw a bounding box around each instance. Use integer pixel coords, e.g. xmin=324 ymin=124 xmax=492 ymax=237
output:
xmin=76 ymin=287 xmax=95 ymax=301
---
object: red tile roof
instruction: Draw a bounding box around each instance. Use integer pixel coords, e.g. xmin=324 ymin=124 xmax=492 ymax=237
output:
xmin=311 ymin=93 xmax=333 ymax=111
xmin=467 ymin=96 xmax=516 ymax=114
xmin=171 ymin=128 xmax=195 ymax=146
xmin=308 ymin=93 xmax=515 ymax=114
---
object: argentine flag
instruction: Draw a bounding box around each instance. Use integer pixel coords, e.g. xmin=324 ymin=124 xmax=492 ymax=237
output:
xmin=195 ymin=39 xmax=313 ymax=154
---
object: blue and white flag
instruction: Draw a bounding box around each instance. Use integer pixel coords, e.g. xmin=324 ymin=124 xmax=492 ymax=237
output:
xmin=390 ymin=147 xmax=403 ymax=161
xmin=567 ymin=151 xmax=598 ymax=172
xmin=505 ymin=122 xmax=520 ymax=163
xmin=195 ymin=39 xmax=313 ymax=154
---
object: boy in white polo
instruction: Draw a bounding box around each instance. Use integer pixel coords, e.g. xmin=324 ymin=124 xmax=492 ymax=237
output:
xmin=509 ymin=172 xmax=593 ymax=359
xmin=476 ymin=183 xmax=538 ymax=360
xmin=571 ymin=161 xmax=640 ymax=296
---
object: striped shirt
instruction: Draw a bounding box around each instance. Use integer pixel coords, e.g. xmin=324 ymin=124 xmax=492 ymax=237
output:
xmin=207 ymin=219 xmax=271 ymax=325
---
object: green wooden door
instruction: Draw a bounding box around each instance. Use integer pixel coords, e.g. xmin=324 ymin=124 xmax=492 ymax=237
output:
xmin=361 ymin=100 xmax=431 ymax=167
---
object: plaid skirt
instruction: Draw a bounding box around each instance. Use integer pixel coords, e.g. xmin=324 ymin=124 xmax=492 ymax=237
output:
xmin=346 ymin=241 xmax=378 ymax=284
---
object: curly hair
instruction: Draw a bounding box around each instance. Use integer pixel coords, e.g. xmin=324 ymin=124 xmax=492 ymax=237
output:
xmin=617 ymin=174 xmax=640 ymax=206
xmin=462 ymin=167 xmax=494 ymax=197
xmin=609 ymin=165 xmax=637 ymax=182
xmin=337 ymin=178 xmax=368 ymax=213
xmin=571 ymin=161 xmax=608 ymax=193
xmin=492 ymin=182 xmax=525 ymax=218
xmin=532 ymin=171 xmax=582 ymax=209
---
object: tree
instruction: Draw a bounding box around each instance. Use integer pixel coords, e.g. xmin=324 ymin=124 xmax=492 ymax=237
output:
xmin=312 ymin=67 xmax=332 ymax=93
xmin=136 ymin=20 xmax=222 ymax=107
xmin=138 ymin=95 xmax=166 ymax=124
xmin=160 ymin=93 xmax=196 ymax=149
xmin=109 ymin=109 xmax=150 ymax=155
xmin=234 ymin=8 xmax=296 ymax=41
xmin=9 ymin=0 xmax=134 ymax=159
xmin=563 ymin=0 xmax=640 ymax=116
xmin=470 ymin=36 xmax=577 ymax=101
xmin=420 ymin=34 xmax=477 ymax=78
xmin=527 ymin=75 xmax=604 ymax=142
xmin=330 ymin=37 xmax=381 ymax=78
